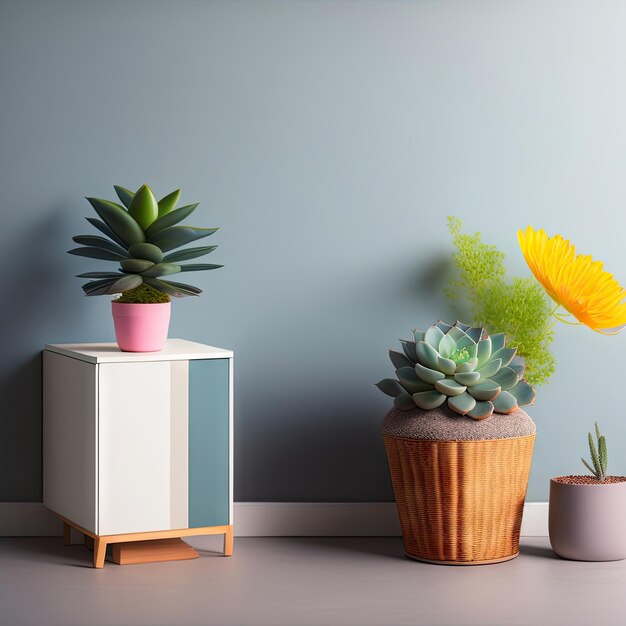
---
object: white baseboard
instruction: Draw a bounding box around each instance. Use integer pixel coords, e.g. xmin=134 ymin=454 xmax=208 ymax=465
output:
xmin=520 ymin=502 xmax=549 ymax=537
xmin=0 ymin=502 xmax=549 ymax=537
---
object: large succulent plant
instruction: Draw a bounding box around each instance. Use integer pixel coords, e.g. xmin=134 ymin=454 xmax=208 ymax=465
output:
xmin=68 ymin=184 xmax=222 ymax=297
xmin=376 ymin=321 xmax=536 ymax=420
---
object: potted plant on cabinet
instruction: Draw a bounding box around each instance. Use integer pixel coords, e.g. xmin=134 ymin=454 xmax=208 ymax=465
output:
xmin=549 ymin=423 xmax=626 ymax=561
xmin=377 ymin=320 xmax=537 ymax=565
xmin=68 ymin=184 xmax=222 ymax=352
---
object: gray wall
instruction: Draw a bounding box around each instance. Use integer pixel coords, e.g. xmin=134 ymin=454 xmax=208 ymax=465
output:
xmin=1 ymin=0 xmax=625 ymax=503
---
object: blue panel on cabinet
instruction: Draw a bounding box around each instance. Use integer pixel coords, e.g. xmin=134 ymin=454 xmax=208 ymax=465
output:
xmin=188 ymin=358 xmax=230 ymax=527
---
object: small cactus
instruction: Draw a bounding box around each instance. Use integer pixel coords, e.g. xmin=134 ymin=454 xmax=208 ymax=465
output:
xmin=376 ymin=320 xmax=536 ymax=420
xmin=581 ymin=422 xmax=608 ymax=481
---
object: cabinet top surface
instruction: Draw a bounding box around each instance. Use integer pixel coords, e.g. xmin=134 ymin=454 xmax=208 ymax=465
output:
xmin=44 ymin=339 xmax=233 ymax=363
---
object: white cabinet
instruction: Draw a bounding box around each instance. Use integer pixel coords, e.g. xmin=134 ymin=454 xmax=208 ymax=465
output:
xmin=43 ymin=339 xmax=233 ymax=567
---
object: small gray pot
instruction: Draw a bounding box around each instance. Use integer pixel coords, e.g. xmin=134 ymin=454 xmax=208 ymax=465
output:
xmin=549 ymin=478 xmax=626 ymax=561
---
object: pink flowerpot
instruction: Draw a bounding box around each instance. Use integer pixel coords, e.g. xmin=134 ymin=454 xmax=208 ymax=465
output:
xmin=111 ymin=301 xmax=171 ymax=352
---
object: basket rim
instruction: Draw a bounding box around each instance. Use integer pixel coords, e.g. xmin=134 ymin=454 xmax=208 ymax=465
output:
xmin=383 ymin=433 xmax=536 ymax=445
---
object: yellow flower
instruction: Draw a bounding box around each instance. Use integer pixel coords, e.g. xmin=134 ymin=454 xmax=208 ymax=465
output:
xmin=518 ymin=226 xmax=626 ymax=334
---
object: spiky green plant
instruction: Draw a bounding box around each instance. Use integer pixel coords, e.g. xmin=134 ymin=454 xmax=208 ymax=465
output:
xmin=376 ymin=320 xmax=536 ymax=420
xmin=68 ymin=184 xmax=222 ymax=298
xmin=582 ymin=422 xmax=608 ymax=481
xmin=446 ymin=216 xmax=556 ymax=386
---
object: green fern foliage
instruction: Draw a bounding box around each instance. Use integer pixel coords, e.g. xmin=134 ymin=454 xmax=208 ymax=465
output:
xmin=446 ymin=217 xmax=556 ymax=386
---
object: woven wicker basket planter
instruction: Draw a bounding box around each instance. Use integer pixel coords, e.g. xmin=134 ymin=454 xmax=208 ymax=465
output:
xmin=383 ymin=407 xmax=535 ymax=565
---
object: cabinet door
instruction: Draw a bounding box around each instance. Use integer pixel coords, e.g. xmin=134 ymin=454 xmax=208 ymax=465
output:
xmin=98 ymin=358 xmax=230 ymax=536
xmin=98 ymin=361 xmax=180 ymax=535
xmin=188 ymin=358 xmax=231 ymax=528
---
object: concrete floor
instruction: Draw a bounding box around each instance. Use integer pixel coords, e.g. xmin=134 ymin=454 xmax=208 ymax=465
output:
xmin=1 ymin=536 xmax=624 ymax=626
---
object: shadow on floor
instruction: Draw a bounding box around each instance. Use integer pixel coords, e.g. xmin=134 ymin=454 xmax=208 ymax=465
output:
xmin=279 ymin=536 xmax=407 ymax=560
xmin=0 ymin=537 xmax=92 ymax=567
xmin=519 ymin=542 xmax=557 ymax=559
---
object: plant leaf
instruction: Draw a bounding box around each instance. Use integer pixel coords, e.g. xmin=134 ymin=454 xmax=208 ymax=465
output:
xmin=82 ymin=278 xmax=118 ymax=295
xmin=509 ymin=356 xmax=526 ymax=379
xmin=477 ymin=357 xmax=502 ymax=379
xmin=72 ymin=235 xmax=128 ymax=257
xmin=399 ymin=340 xmax=417 ymax=362
xmin=394 ymin=393 xmax=416 ymax=410
xmin=491 ymin=347 xmax=517 ymax=368
xmin=434 ymin=378 xmax=467 ymax=396
xmin=143 ymin=277 xmax=201 ymax=297
xmin=106 ymin=274 xmax=143 ymax=294
xmin=581 ymin=458 xmax=598 ymax=479
xmin=148 ymin=226 xmax=219 ymax=253
xmin=490 ymin=366 xmax=519 ymax=391
xmin=375 ymin=379 xmax=404 ymax=398
xmin=82 ymin=277 xmax=116 ymax=291
xmin=455 ymin=358 xmax=478 ymax=373
xmin=114 ymin=185 xmax=135 ymax=208
xmin=163 ymin=246 xmax=218 ymax=262
xmin=489 ymin=333 xmax=506 ymax=353
xmin=599 ymin=435 xmax=608 ymax=477
xmin=447 ymin=391 xmax=477 ymax=415
xmin=178 ymin=263 xmax=223 ymax=272
xmin=158 ymin=189 xmax=182 ymax=217
xmin=414 ymin=363 xmax=445 ymax=384
xmin=416 ymin=341 xmax=440 ymax=370
xmin=142 ymin=263 xmax=182 ymax=277
xmin=127 ymin=184 xmax=158 ymax=230
xmin=77 ymin=272 xmax=123 ymax=279
xmin=491 ymin=390 xmax=518 ymax=413
xmin=68 ymin=247 xmax=127 ymax=261
xmin=424 ymin=325 xmax=444 ymax=349
xmin=389 ymin=350 xmax=413 ymax=370
xmin=160 ymin=279 xmax=203 ymax=294
xmin=144 ymin=203 xmax=199 ymax=238
xmin=588 ymin=432 xmax=601 ymax=476
xmin=508 ymin=379 xmax=536 ymax=407
xmin=120 ymin=259 xmax=155 ymax=273
xmin=467 ymin=380 xmax=501 ymax=401
xmin=438 ymin=333 xmax=456 ymax=359
xmin=86 ymin=217 xmax=128 ymax=248
xmin=476 ymin=337 xmax=492 ymax=367
xmin=412 ymin=390 xmax=446 ymax=410
xmin=86 ymin=197 xmax=145 ymax=247
xmin=128 ymin=242 xmax=163 ymax=264
xmin=396 ymin=367 xmax=432 ymax=394
xmin=437 ymin=356 xmax=456 ymax=376
xmin=467 ymin=400 xmax=494 ymax=420
xmin=454 ymin=371 xmax=481 ymax=386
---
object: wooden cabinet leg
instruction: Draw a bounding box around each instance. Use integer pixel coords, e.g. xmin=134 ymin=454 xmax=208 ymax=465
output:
xmin=93 ymin=538 xmax=107 ymax=568
xmin=63 ymin=522 xmax=72 ymax=546
xmin=223 ymin=526 xmax=234 ymax=556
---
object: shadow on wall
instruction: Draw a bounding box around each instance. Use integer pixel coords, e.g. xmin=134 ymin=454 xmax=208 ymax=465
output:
xmin=235 ymin=388 xmax=398 ymax=502
xmin=413 ymin=253 xmax=452 ymax=297
xmin=233 ymin=253 xmax=458 ymax=503
xmin=414 ymin=252 xmax=473 ymax=324
xmin=411 ymin=252 xmax=468 ymax=323
xmin=0 ymin=205 xmax=84 ymax=501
